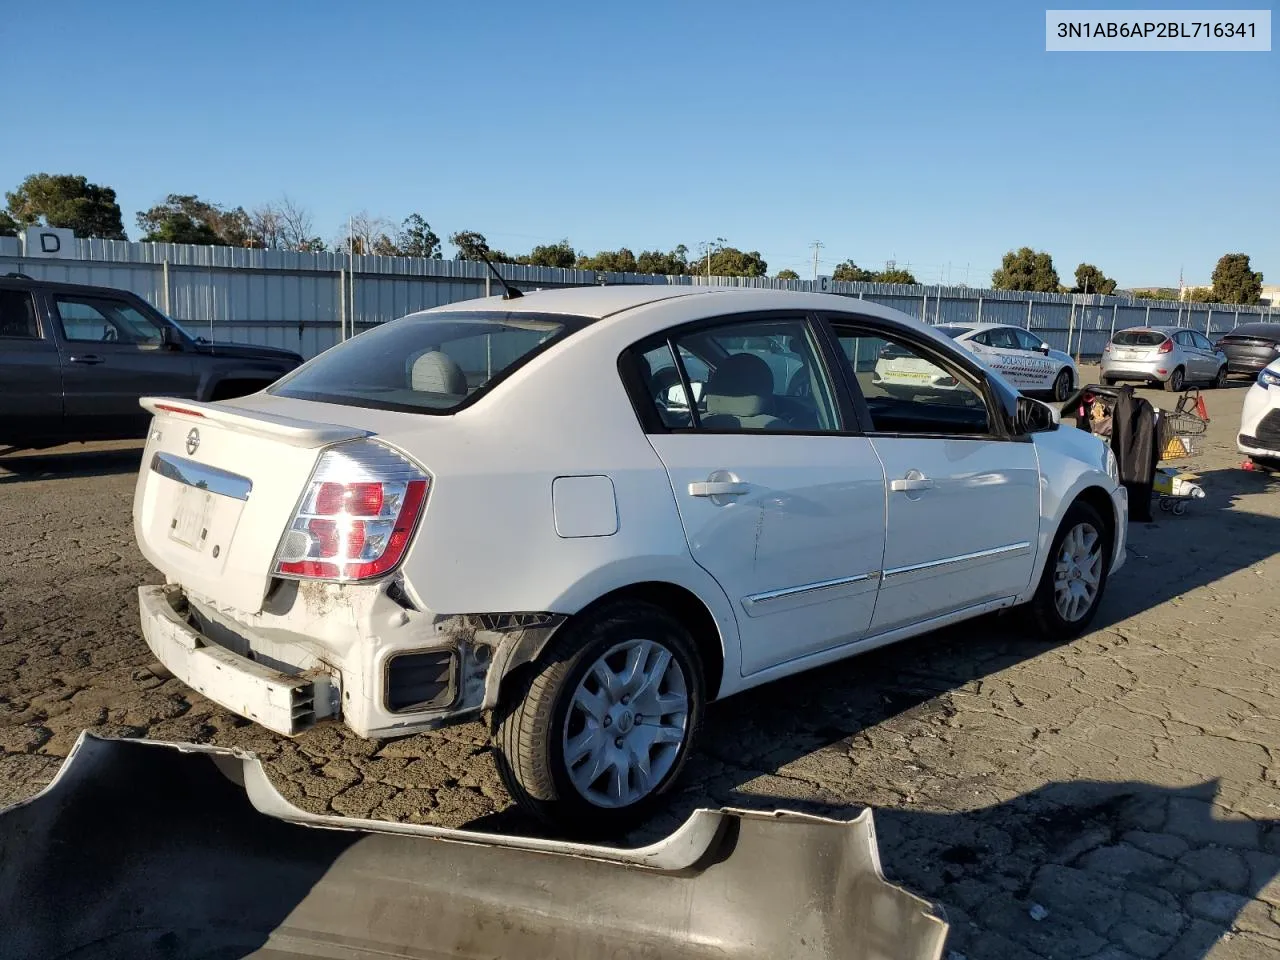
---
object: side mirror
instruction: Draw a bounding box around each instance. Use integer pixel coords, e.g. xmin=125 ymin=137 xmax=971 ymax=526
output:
xmin=1014 ymin=394 xmax=1058 ymax=434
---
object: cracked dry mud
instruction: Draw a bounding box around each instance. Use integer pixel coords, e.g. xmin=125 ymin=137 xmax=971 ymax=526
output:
xmin=2 ymin=375 xmax=1278 ymax=959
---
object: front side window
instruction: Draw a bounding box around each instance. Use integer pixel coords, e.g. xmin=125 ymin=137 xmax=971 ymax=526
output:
xmin=56 ymin=296 xmax=168 ymax=344
xmin=270 ymin=310 xmax=583 ymax=414
xmin=1013 ymin=328 xmax=1044 ymax=352
xmin=631 ymin=316 xmax=841 ymax=433
xmin=985 ymin=327 xmax=1020 ymax=350
xmin=1192 ymin=332 xmax=1214 ymax=350
xmin=0 ymin=290 xmax=39 ymax=339
xmin=832 ymin=322 xmax=992 ymax=436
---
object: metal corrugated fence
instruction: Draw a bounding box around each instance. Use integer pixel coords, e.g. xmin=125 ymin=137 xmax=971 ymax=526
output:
xmin=2 ymin=236 xmax=1273 ymax=360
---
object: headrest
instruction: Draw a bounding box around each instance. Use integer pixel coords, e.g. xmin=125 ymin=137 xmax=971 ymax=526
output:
xmin=410 ymin=350 xmax=468 ymax=395
xmin=705 ymin=353 xmax=773 ymax=418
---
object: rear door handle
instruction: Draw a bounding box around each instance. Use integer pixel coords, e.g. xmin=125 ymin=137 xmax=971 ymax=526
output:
xmin=69 ymin=354 xmax=104 ymax=365
xmin=689 ymin=480 xmax=749 ymax=497
xmin=890 ymin=471 xmax=935 ymax=493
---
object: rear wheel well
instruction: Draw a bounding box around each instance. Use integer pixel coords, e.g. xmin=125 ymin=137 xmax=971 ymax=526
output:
xmin=209 ymin=378 xmax=273 ymax=401
xmin=561 ymin=582 xmax=726 ymax=701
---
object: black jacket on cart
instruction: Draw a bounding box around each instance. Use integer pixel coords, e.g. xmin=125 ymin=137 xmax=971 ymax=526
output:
xmin=1109 ymin=386 xmax=1158 ymax=522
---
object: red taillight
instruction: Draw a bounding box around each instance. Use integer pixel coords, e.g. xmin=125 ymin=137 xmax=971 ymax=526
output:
xmin=1103 ymin=342 xmax=1111 ymax=353
xmin=1157 ymin=339 xmax=1174 ymax=355
xmin=273 ymin=440 xmax=430 ymax=582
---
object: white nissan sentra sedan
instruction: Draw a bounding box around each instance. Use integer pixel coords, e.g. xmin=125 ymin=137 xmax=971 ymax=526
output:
xmin=133 ymin=286 xmax=1127 ymax=831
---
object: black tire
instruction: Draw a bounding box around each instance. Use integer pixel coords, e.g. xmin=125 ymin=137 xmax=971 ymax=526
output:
xmin=1029 ymin=500 xmax=1113 ymax=642
xmin=1052 ymin=368 xmax=1073 ymax=402
xmin=1164 ymin=367 xmax=1185 ymax=393
xmin=492 ymin=601 xmax=705 ymax=836
xmin=1213 ymin=366 xmax=1228 ymax=389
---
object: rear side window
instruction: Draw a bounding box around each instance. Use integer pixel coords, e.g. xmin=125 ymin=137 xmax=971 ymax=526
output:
xmin=269 ymin=311 xmax=587 ymax=414
xmin=1113 ymin=330 xmax=1167 ymax=346
xmin=0 ymin=289 xmax=39 ymax=339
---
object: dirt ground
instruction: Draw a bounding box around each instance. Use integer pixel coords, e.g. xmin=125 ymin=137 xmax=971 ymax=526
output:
xmin=2 ymin=371 xmax=1279 ymax=959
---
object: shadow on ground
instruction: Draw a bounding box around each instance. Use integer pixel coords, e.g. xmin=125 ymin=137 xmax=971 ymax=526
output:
xmin=467 ymin=464 xmax=1280 ymax=956
xmin=0 ymin=447 xmax=144 ymax=484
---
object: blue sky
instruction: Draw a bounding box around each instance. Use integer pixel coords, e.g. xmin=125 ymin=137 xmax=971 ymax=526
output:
xmin=6 ymin=0 xmax=1277 ymax=287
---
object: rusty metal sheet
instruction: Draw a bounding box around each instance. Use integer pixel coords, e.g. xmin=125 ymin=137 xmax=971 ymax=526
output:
xmin=0 ymin=732 xmax=948 ymax=960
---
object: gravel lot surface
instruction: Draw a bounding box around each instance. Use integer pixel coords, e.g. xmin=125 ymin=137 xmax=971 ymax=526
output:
xmin=2 ymin=372 xmax=1278 ymax=958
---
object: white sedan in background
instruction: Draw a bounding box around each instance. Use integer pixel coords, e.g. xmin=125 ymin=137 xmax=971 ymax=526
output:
xmin=1239 ymin=357 xmax=1280 ymax=468
xmin=878 ymin=322 xmax=1079 ymax=401
xmin=132 ymin=286 xmax=1126 ymax=833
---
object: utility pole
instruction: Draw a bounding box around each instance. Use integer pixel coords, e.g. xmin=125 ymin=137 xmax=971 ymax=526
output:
xmin=811 ymin=241 xmax=824 ymax=282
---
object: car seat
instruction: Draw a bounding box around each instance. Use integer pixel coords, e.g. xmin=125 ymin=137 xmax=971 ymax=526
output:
xmin=700 ymin=353 xmax=782 ymax=431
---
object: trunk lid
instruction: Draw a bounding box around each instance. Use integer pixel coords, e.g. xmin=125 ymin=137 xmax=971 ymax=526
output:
xmin=132 ymin=397 xmax=373 ymax=612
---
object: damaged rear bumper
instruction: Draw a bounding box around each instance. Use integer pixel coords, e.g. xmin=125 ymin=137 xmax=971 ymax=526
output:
xmin=0 ymin=732 xmax=949 ymax=960
xmin=138 ymin=583 xmax=566 ymax=739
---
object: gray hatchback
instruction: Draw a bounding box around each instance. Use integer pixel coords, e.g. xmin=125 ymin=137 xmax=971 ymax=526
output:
xmin=1100 ymin=326 xmax=1227 ymax=392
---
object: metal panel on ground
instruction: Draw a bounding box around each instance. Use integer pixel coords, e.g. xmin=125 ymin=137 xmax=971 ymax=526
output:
xmin=0 ymin=733 xmax=948 ymax=960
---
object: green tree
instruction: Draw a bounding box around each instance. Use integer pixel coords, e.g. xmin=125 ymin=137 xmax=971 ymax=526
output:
xmin=636 ymin=246 xmax=689 ymax=275
xmin=1210 ymin=253 xmax=1263 ymax=305
xmin=775 ymin=269 xmax=800 ymax=280
xmin=523 ymin=239 xmax=577 ymax=269
xmin=395 ymin=214 xmax=441 ymax=259
xmin=992 ymin=247 xmax=1060 ymax=293
xmin=1186 ymin=286 xmax=1217 ymax=303
xmin=136 ymin=194 xmax=251 ymax=246
xmin=876 ymin=267 xmax=917 ymax=284
xmin=6 ymin=173 xmax=127 ymax=239
xmin=1071 ymin=263 xmax=1117 ymax=296
xmin=578 ymin=248 xmax=639 ymax=273
xmin=704 ymin=246 xmax=767 ymax=277
xmin=0 ymin=210 xmax=18 ymax=237
xmin=448 ymin=230 xmax=518 ymax=264
xmin=832 ymin=260 xmax=875 ymax=282
xmin=1131 ymin=288 xmax=1179 ymax=300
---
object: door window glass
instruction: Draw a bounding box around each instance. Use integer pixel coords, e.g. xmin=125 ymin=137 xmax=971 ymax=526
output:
xmin=56 ymin=296 xmax=168 ymax=344
xmin=0 ymin=290 xmax=39 ymax=339
xmin=1013 ymin=328 xmax=1044 ymax=352
xmin=631 ymin=317 xmax=842 ymax=433
xmin=832 ymin=323 xmax=993 ymax=436
xmin=1192 ymin=332 xmax=1214 ymax=350
xmin=986 ymin=327 xmax=1020 ymax=350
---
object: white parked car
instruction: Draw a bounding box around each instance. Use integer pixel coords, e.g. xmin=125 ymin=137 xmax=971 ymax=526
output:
xmin=132 ymin=287 xmax=1127 ymax=831
xmin=1238 ymin=357 xmax=1280 ymax=467
xmin=876 ymin=322 xmax=1079 ymax=401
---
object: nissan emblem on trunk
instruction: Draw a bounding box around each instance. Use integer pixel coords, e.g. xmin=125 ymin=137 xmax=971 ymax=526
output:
xmin=185 ymin=428 xmax=200 ymax=457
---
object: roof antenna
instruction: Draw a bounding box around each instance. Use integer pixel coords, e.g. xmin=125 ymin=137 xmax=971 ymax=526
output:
xmin=476 ymin=250 xmax=522 ymax=300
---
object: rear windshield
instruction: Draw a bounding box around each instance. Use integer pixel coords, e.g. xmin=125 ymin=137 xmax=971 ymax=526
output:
xmin=1112 ymin=329 xmax=1168 ymax=346
xmin=269 ymin=310 xmax=587 ymax=414
xmin=933 ymin=325 xmax=971 ymax=339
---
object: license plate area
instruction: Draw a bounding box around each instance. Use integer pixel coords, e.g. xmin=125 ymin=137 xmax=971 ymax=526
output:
xmin=170 ymin=486 xmax=214 ymax=550
xmin=159 ymin=483 xmax=246 ymax=575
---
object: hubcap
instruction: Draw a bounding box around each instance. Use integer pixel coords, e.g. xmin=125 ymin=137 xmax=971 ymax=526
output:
xmin=1053 ymin=522 xmax=1103 ymax=623
xmin=1055 ymin=372 xmax=1070 ymax=400
xmin=562 ymin=639 xmax=689 ymax=809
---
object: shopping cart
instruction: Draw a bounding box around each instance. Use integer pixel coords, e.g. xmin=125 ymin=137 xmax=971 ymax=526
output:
xmin=1153 ymin=388 xmax=1208 ymax=515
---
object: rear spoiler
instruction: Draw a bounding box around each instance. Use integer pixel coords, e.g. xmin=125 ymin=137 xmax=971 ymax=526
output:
xmin=140 ymin=397 xmax=371 ymax=449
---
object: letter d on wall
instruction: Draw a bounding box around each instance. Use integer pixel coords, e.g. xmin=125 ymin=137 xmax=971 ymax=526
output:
xmin=21 ymin=226 xmax=75 ymax=259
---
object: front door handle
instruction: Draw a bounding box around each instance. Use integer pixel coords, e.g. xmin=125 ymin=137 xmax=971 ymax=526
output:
xmin=69 ymin=354 xmax=104 ymax=365
xmin=689 ymin=480 xmax=749 ymax=498
xmin=890 ymin=470 xmax=935 ymax=494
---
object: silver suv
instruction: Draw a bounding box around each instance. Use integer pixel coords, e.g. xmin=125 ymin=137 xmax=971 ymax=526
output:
xmin=1100 ymin=326 xmax=1227 ymax=392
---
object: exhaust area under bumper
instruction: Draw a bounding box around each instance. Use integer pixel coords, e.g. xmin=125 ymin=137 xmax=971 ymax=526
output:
xmin=0 ymin=732 xmax=949 ymax=960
